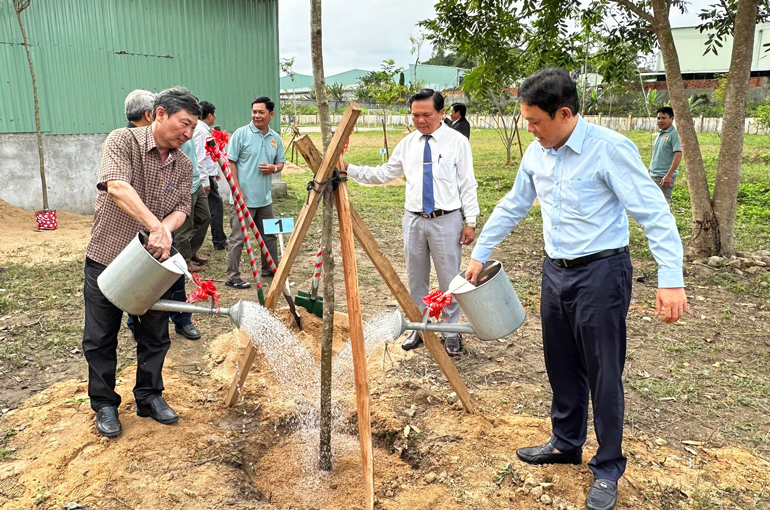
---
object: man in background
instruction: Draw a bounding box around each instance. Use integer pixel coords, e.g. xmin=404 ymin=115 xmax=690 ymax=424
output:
xmin=225 ymin=96 xmax=285 ymax=289
xmin=649 ymin=106 xmax=682 ymax=205
xmin=449 ymin=103 xmax=471 ymax=139
xmin=193 ymin=101 xmax=228 ymax=250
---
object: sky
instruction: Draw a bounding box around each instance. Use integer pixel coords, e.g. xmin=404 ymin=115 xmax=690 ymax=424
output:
xmin=278 ymin=0 xmax=708 ymax=77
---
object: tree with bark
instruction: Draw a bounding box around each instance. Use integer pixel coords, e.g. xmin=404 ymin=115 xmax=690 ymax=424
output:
xmin=598 ymin=0 xmax=768 ymax=256
xmin=13 ymin=0 xmax=48 ymax=211
xmin=310 ymin=0 xmax=335 ymax=471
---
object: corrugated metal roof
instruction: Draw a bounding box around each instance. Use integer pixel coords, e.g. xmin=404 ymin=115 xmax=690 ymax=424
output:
xmin=407 ymin=64 xmax=467 ymax=90
xmin=655 ymin=22 xmax=770 ymax=74
xmin=280 ymin=73 xmax=314 ymax=90
xmin=0 ymin=0 xmax=280 ymax=134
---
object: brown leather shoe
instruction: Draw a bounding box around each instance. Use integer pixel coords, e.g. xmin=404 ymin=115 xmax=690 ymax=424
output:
xmin=191 ymin=254 xmax=209 ymax=264
xmin=188 ymin=263 xmax=204 ymax=272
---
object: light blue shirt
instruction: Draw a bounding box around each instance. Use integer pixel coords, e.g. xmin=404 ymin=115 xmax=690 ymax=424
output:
xmin=180 ymin=139 xmax=201 ymax=193
xmin=471 ymin=116 xmax=684 ymax=288
xmin=227 ymin=123 xmax=285 ymax=208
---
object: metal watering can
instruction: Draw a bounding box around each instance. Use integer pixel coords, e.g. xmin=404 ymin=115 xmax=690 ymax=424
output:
xmin=380 ymin=260 xmax=526 ymax=341
xmin=97 ymin=231 xmax=248 ymax=328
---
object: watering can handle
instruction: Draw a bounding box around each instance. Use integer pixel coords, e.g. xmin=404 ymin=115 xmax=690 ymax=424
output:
xmin=476 ymin=260 xmax=501 ymax=284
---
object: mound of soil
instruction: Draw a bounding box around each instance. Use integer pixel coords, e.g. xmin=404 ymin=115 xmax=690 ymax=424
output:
xmin=281 ymin=161 xmax=309 ymax=174
xmin=1 ymin=308 xmax=769 ymax=510
xmin=0 ymin=200 xmax=93 ymax=266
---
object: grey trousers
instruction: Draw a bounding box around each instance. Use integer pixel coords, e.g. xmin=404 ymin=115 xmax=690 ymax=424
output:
xmin=402 ymin=209 xmax=463 ymax=326
xmin=175 ymin=185 xmax=211 ymax=263
xmin=227 ymin=202 xmax=278 ymax=281
xmin=650 ymin=174 xmax=676 ymax=204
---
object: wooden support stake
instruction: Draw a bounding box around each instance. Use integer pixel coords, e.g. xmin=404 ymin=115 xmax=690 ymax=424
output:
xmin=225 ymin=103 xmax=362 ymax=407
xmin=381 ymin=116 xmax=389 ymax=159
xmin=294 ymin=135 xmax=474 ymax=412
xmin=335 ymin=156 xmax=374 ymax=509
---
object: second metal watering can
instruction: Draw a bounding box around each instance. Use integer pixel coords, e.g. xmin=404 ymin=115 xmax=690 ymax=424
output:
xmin=379 ymin=260 xmax=527 ymax=341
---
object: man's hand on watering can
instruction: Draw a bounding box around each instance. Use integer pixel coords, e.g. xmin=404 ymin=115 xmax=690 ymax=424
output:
xmin=147 ymin=225 xmax=173 ymax=261
xmin=465 ymin=259 xmax=484 ymax=285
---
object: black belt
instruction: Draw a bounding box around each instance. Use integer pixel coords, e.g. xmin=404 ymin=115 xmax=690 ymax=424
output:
xmin=554 ymin=246 xmax=629 ymax=268
xmin=410 ymin=209 xmax=457 ymax=219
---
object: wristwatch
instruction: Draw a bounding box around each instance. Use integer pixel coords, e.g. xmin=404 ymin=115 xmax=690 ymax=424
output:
xmin=466 ymin=222 xmax=476 ymax=229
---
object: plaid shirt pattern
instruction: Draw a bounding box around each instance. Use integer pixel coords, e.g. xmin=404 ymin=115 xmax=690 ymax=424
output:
xmin=86 ymin=126 xmax=193 ymax=265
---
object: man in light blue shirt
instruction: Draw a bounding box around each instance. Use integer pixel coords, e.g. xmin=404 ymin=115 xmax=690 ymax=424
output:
xmin=465 ymin=68 xmax=688 ymax=510
xmin=225 ymin=96 xmax=285 ymax=288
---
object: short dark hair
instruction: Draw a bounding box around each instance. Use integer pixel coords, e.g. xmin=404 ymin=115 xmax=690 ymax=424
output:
xmin=200 ymin=101 xmax=216 ymax=119
xmin=518 ymin=68 xmax=579 ymax=118
xmin=451 ymin=103 xmax=466 ymax=118
xmin=409 ymin=89 xmax=444 ymax=113
xmin=657 ymin=106 xmax=674 ymax=117
xmin=252 ymin=96 xmax=275 ymax=112
xmin=152 ymin=87 xmax=201 ymax=120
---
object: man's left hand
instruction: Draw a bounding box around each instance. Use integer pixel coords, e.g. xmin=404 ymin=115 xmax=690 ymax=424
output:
xmin=661 ymin=175 xmax=673 ymax=188
xmin=259 ymin=163 xmax=274 ymax=175
xmin=460 ymin=226 xmax=476 ymax=245
xmin=203 ymin=186 xmax=210 ymax=196
xmin=656 ymin=287 xmax=688 ymax=323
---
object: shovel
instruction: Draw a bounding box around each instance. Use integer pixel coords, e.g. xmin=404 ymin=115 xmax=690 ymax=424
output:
xmin=296 ymin=239 xmax=324 ymax=318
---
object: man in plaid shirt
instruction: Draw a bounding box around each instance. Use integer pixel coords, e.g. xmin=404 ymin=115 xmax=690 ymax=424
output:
xmin=83 ymin=87 xmax=200 ymax=438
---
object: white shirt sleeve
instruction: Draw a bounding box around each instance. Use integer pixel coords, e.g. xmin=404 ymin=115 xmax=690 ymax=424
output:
xmin=347 ymin=139 xmax=405 ymax=184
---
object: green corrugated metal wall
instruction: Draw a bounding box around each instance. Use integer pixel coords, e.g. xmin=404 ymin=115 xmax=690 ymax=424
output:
xmin=0 ymin=0 xmax=279 ymax=134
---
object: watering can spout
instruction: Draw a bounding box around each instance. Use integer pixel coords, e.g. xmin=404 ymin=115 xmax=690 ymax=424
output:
xmin=149 ymin=299 xmax=249 ymax=329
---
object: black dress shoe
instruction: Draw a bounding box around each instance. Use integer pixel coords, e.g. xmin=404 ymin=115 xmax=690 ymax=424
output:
xmin=261 ymin=270 xmax=274 ymax=278
xmin=214 ymin=244 xmax=227 ymax=251
xmin=175 ymin=323 xmax=201 ymax=340
xmin=516 ymin=440 xmax=582 ymax=465
xmin=444 ymin=334 xmax=463 ymax=356
xmin=136 ymin=396 xmax=178 ymax=424
xmin=586 ymin=479 xmax=618 ymax=510
xmin=401 ymin=330 xmax=423 ymax=351
xmin=95 ymin=406 xmax=122 ymax=437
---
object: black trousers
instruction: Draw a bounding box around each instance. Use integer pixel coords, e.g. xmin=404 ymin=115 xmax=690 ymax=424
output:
xmin=540 ymin=251 xmax=633 ymax=482
xmin=83 ymin=258 xmax=172 ymax=412
xmin=208 ymin=178 xmax=227 ymax=248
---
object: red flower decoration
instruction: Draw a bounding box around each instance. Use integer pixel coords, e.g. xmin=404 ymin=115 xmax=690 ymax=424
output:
xmin=187 ymin=274 xmax=221 ymax=307
xmin=421 ymin=289 xmax=453 ymax=321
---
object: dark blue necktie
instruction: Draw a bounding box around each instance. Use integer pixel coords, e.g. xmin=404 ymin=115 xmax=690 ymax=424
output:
xmin=422 ymin=135 xmax=434 ymax=215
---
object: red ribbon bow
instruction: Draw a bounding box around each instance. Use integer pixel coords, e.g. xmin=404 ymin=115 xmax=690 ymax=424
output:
xmin=421 ymin=289 xmax=453 ymax=321
xmin=204 ymin=137 xmax=222 ymax=163
xmin=212 ymin=128 xmax=229 ymax=148
xmin=187 ymin=274 xmax=221 ymax=307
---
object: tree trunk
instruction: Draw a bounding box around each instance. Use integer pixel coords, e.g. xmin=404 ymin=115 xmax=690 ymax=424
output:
xmin=319 ymin=186 xmax=335 ymax=471
xmin=310 ymin=0 xmax=332 ymax=150
xmin=711 ymin=0 xmax=760 ymax=255
xmin=15 ymin=5 xmax=48 ymax=211
xmin=650 ymin=0 xmax=714 ymax=256
xmin=310 ymin=0 xmax=335 ymax=471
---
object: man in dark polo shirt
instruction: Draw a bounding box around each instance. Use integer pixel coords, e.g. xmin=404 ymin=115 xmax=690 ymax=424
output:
xmin=83 ymin=87 xmax=200 ymax=438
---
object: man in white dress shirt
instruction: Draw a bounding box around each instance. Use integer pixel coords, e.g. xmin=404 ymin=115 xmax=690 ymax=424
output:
xmin=192 ymin=101 xmax=228 ymax=250
xmin=343 ymin=89 xmax=479 ymax=355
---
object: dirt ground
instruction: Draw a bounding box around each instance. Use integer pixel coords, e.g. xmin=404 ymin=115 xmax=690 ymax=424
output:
xmin=0 ymin=201 xmax=93 ymax=266
xmin=2 ymin=199 xmax=770 ymax=509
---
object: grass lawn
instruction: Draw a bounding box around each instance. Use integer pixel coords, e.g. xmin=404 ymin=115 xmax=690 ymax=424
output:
xmin=281 ymin=127 xmax=770 ymax=256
